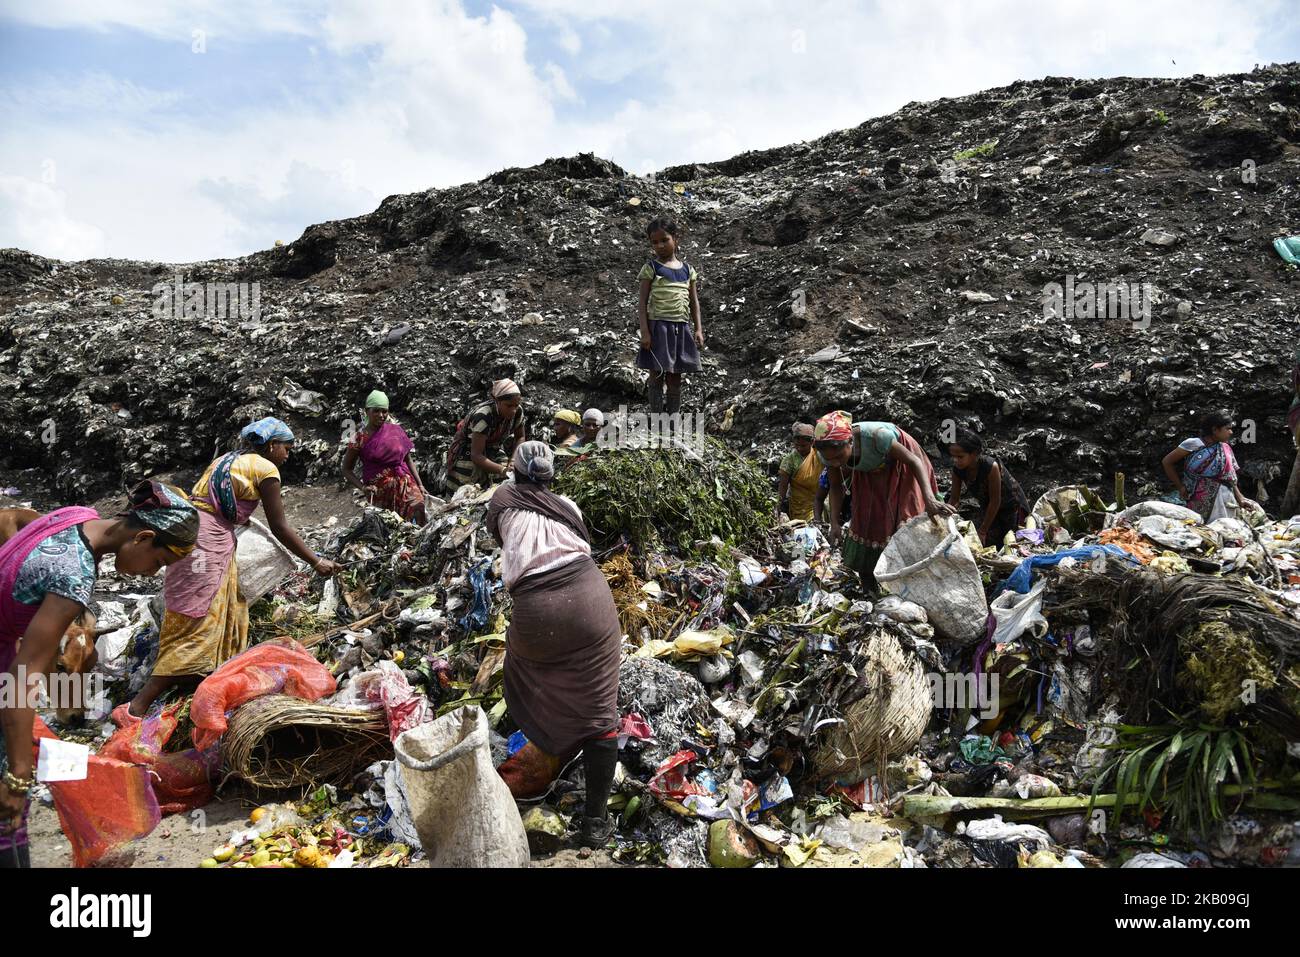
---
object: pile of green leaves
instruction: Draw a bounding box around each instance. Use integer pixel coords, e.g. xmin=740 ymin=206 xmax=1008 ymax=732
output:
xmin=555 ymin=439 xmax=775 ymax=555
xmin=1092 ymin=722 xmax=1256 ymax=837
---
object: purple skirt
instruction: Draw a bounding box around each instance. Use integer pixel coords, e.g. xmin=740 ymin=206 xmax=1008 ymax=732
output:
xmin=637 ymin=319 xmax=701 ymax=374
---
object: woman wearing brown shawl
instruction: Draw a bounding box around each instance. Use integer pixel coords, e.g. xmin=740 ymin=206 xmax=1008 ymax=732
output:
xmin=487 ymin=441 xmax=622 ymax=848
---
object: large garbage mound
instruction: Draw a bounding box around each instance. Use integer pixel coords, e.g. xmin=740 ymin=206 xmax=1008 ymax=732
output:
xmin=4 ymin=65 xmax=1300 ymax=504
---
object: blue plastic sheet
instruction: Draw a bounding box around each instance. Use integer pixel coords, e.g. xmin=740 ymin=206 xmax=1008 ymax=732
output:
xmin=999 ymin=544 xmax=1138 ymax=595
xmin=458 ymin=557 xmax=500 ymax=632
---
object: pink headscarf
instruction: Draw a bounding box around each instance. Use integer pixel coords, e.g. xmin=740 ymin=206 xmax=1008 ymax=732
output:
xmin=814 ymin=411 xmax=853 ymax=443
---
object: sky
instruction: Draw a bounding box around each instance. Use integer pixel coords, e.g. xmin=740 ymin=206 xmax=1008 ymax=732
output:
xmin=0 ymin=0 xmax=1296 ymax=263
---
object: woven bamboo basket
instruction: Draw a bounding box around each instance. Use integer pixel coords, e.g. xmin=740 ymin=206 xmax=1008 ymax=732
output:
xmin=811 ymin=627 xmax=933 ymax=784
xmin=221 ymin=694 xmax=392 ymax=790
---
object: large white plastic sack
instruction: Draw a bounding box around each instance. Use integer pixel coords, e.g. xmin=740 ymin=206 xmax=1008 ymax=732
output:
xmin=394 ymin=705 xmax=530 ymax=868
xmin=234 ymin=517 xmax=300 ymax=603
xmin=875 ymin=516 xmax=987 ymax=646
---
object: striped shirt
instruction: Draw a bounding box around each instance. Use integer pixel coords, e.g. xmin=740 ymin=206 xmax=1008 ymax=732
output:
xmin=638 ymin=259 xmax=698 ymax=322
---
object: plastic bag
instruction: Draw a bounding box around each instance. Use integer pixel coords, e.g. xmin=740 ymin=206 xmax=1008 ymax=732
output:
xmin=1136 ymin=515 xmax=1205 ymax=551
xmin=457 ymin=558 xmax=499 ymax=633
xmin=234 ymin=517 xmax=300 ymax=603
xmin=99 ymin=701 xmax=182 ymax=765
xmin=648 ymin=749 xmax=711 ymax=800
xmin=1001 ymin=545 xmax=1137 ymax=594
xmin=1122 ymin=851 xmax=1187 ymax=868
xmin=394 ymin=706 xmax=530 ymax=867
xmin=959 ymin=814 xmax=1052 ymax=849
xmin=151 ymin=748 xmax=219 ymax=816
xmin=191 ymin=639 xmax=335 ymax=750
xmin=875 ymin=516 xmax=987 ymax=646
xmin=336 ymin=660 xmax=432 ymax=741
xmin=989 ymin=580 xmax=1048 ymax=645
xmin=1116 ymin=500 xmax=1202 ymax=524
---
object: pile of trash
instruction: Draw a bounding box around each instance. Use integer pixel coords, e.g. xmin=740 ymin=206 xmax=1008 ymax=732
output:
xmin=24 ymin=442 xmax=1300 ymax=868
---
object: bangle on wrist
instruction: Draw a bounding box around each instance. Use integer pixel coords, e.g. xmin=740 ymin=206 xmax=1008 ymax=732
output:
xmin=3 ymin=770 xmax=35 ymax=794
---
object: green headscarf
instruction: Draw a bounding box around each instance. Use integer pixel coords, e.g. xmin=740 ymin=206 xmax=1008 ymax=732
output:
xmin=365 ymin=390 xmax=390 ymax=410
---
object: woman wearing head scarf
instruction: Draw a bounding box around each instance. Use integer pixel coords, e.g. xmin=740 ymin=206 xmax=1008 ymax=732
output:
xmin=815 ymin=411 xmax=953 ymax=591
xmin=0 ymin=481 xmax=198 ymax=868
xmin=776 ymin=423 xmax=820 ymax=522
xmin=443 ymin=380 xmax=526 ymax=491
xmin=1161 ymin=410 xmax=1252 ymax=522
xmin=551 ymin=409 xmax=582 ymax=449
xmin=342 ymin=390 xmax=428 ymax=525
xmin=487 ymin=442 xmax=622 ymax=848
xmin=571 ymin=409 xmax=605 ymax=450
xmin=127 ymin=417 xmax=339 ymax=719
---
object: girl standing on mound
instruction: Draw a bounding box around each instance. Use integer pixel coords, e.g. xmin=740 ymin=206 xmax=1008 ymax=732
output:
xmin=636 ymin=217 xmax=704 ymax=416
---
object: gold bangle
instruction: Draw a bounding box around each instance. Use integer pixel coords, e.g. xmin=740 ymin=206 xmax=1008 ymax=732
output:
xmin=3 ymin=770 xmax=34 ymax=794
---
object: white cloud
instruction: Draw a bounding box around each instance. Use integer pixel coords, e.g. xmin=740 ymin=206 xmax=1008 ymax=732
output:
xmin=0 ymin=175 xmax=105 ymax=260
xmin=0 ymin=0 xmax=318 ymax=41
xmin=0 ymin=72 xmax=184 ymax=115
xmin=543 ymin=62 xmax=578 ymax=102
xmin=556 ymin=24 xmax=582 ymax=55
xmin=0 ymin=0 xmax=1285 ymax=261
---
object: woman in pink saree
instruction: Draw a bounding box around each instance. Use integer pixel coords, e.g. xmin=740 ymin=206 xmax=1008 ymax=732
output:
xmin=342 ymin=390 xmax=428 ymax=525
xmin=1 ymin=482 xmax=197 ymax=867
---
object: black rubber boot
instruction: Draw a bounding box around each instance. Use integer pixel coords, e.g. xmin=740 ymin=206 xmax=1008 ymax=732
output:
xmin=647 ymin=376 xmax=664 ymax=414
xmin=578 ymin=737 xmax=619 ymax=848
xmin=664 ymin=389 xmax=681 ymax=444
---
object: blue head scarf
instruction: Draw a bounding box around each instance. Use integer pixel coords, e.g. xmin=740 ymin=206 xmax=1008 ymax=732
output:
xmin=208 ymin=418 xmax=294 ymax=524
xmin=241 ymin=417 xmax=295 ymax=445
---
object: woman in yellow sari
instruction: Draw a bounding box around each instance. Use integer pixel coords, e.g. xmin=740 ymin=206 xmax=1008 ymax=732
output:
xmin=126 ymin=418 xmax=338 ymax=719
xmin=776 ymin=423 xmax=820 ymax=522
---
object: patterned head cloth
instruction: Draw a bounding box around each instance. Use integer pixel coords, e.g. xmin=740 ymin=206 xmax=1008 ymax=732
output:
xmin=241 ymin=417 xmax=295 ymax=445
xmin=512 ymin=440 xmax=555 ymax=483
xmin=365 ymin=390 xmax=390 ymax=410
xmin=553 ymin=409 xmax=582 ymax=426
xmin=120 ymin=480 xmax=199 ymax=556
xmin=792 ymin=423 xmax=815 ymax=439
xmin=814 ymin=411 xmax=853 ymax=444
xmin=491 ymin=379 xmax=522 ymax=400
xmin=582 ymin=408 xmax=605 ymax=427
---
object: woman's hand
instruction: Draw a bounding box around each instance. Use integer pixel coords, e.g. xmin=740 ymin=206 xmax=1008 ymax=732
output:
xmin=313 ymin=558 xmax=340 ymax=577
xmin=979 ymin=524 xmax=993 ymax=546
xmin=0 ymin=779 xmax=28 ymax=828
xmin=640 ymin=331 xmax=652 ymax=351
xmin=695 ymin=327 xmax=706 ymax=350
xmin=925 ymin=498 xmax=956 ymax=519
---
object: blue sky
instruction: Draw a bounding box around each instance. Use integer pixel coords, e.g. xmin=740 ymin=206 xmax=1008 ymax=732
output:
xmin=1 ymin=0 xmax=1296 ymax=263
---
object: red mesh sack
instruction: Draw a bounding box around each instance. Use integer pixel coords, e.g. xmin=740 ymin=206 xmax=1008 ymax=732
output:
xmin=99 ymin=701 xmax=182 ymax=764
xmin=190 ymin=639 xmax=336 ymax=751
xmin=32 ymin=717 xmax=162 ymax=867
xmin=151 ymin=748 xmax=218 ymax=816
